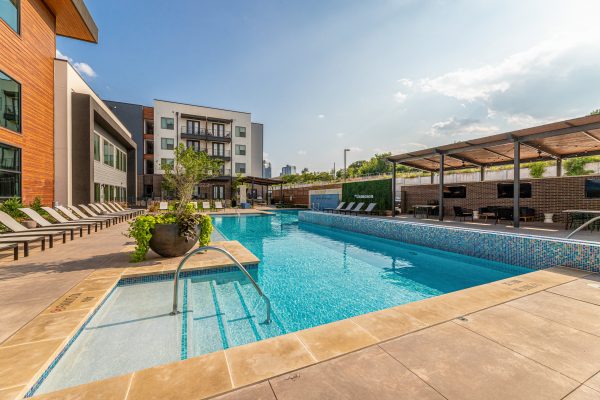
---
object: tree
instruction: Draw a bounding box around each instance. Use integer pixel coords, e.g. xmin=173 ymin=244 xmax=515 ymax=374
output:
xmin=590 ymin=109 xmax=600 ymax=116
xmin=161 ymin=144 xmax=223 ymax=214
xmin=528 ymin=161 xmax=546 ymax=178
xmin=301 ymin=167 xmax=309 ymax=174
xmin=564 ymin=157 xmax=594 ymax=176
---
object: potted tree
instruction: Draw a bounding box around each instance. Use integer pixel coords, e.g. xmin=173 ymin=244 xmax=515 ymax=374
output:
xmin=127 ymin=144 xmax=222 ymax=261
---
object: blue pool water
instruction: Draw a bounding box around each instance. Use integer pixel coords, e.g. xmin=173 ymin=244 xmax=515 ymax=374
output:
xmin=35 ymin=210 xmax=532 ymax=395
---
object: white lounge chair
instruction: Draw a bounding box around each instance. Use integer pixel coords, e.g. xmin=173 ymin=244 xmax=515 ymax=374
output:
xmin=46 ymin=207 xmax=107 ymax=229
xmin=324 ymin=202 xmax=345 ymax=213
xmin=159 ymin=201 xmax=169 ymax=211
xmin=202 ymin=201 xmax=211 ymax=211
xmin=214 ymin=201 xmax=224 ymax=211
xmin=0 ymin=210 xmax=69 ymax=245
xmin=67 ymin=205 xmax=115 ymax=226
xmin=19 ymin=208 xmax=88 ymax=236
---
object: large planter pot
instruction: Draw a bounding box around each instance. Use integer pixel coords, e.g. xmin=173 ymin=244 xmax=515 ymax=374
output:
xmin=149 ymin=223 xmax=199 ymax=258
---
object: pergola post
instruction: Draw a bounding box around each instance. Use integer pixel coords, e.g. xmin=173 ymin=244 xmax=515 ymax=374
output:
xmin=280 ymin=183 xmax=283 ymax=204
xmin=513 ymin=141 xmax=520 ymax=228
xmin=556 ymin=159 xmax=562 ymax=177
xmin=480 ymin=166 xmax=485 ymax=181
xmin=430 ymin=172 xmax=434 ymax=184
xmin=438 ymin=153 xmax=445 ymax=221
xmin=392 ymin=161 xmax=397 ymax=217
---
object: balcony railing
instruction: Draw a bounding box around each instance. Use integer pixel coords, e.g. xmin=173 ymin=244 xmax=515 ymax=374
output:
xmin=180 ymin=126 xmax=231 ymax=141
xmin=206 ymin=168 xmax=232 ymax=179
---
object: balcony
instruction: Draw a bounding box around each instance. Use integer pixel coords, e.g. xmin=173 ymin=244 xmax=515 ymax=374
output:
xmin=205 ymin=148 xmax=231 ymax=161
xmin=205 ymin=168 xmax=232 ymax=180
xmin=180 ymin=126 xmax=231 ymax=142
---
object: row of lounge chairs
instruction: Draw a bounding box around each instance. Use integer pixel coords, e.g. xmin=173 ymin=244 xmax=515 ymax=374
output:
xmin=323 ymin=202 xmax=377 ymax=215
xmin=0 ymin=202 xmax=143 ymax=261
xmin=159 ymin=201 xmax=226 ymax=212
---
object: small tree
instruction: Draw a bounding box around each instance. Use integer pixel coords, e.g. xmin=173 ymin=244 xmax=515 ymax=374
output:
xmin=161 ymin=144 xmax=223 ymax=214
xmin=528 ymin=162 xmax=546 ymax=178
xmin=590 ymin=109 xmax=600 ymax=116
xmin=564 ymin=157 xmax=594 ymax=176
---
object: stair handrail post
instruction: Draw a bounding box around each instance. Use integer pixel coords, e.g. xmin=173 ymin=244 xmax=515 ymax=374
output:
xmin=171 ymin=245 xmax=271 ymax=324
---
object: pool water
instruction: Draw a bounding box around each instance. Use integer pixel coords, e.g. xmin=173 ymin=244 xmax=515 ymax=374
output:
xmin=35 ymin=210 xmax=532 ymax=395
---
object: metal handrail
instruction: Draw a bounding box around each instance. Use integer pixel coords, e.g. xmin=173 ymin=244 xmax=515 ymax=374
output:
xmin=171 ymin=246 xmax=271 ymax=324
xmin=566 ymin=215 xmax=600 ymax=239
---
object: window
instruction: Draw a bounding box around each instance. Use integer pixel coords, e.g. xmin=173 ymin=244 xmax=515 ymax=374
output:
xmin=161 ymin=158 xmax=174 ymax=168
xmin=115 ymin=150 xmax=127 ymax=172
xmin=0 ymin=0 xmax=19 ymax=33
xmin=145 ymin=159 xmax=154 ymax=174
xmin=212 ymin=143 xmax=224 ymax=156
xmin=161 ymin=138 xmax=174 ymax=150
xmin=94 ymin=183 xmax=100 ymax=202
xmin=0 ymin=143 xmax=20 ymax=199
xmin=212 ymin=123 xmax=225 ymax=137
xmin=235 ymin=126 xmax=246 ymax=137
xmin=235 ymin=144 xmax=246 ymax=156
xmin=145 ymin=140 xmax=154 ymax=154
xmin=235 ymin=162 xmax=246 ymax=174
xmin=213 ymin=185 xmax=225 ymax=200
xmin=187 ymin=120 xmax=201 ymax=135
xmin=187 ymin=140 xmax=201 ymax=152
xmin=93 ymin=134 xmax=100 ymax=161
xmin=161 ymin=117 xmax=174 ymax=130
xmin=0 ymin=70 xmax=20 ymax=133
xmin=103 ymin=140 xmax=114 ymax=167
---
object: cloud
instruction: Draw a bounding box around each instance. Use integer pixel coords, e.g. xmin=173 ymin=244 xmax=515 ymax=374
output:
xmin=348 ymin=146 xmax=362 ymax=152
xmin=263 ymin=152 xmax=270 ymax=162
xmin=297 ymin=150 xmax=307 ymax=155
xmin=56 ymin=49 xmax=97 ymax=78
xmin=397 ymin=78 xmax=413 ymax=88
xmin=429 ymin=117 xmax=499 ymax=137
xmin=317 ymin=114 xmax=325 ymax=119
xmin=394 ymin=91 xmax=407 ymax=103
xmin=336 ymin=132 xmax=345 ymax=138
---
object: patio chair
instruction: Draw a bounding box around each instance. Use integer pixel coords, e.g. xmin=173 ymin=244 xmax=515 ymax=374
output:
xmin=453 ymin=206 xmax=474 ymax=221
xmin=335 ymin=202 xmax=355 ymax=214
xmin=345 ymin=203 xmax=365 ymax=215
xmin=0 ymin=210 xmax=68 ymax=245
xmin=96 ymin=203 xmax=134 ymax=219
xmin=77 ymin=205 xmax=122 ymax=224
xmin=324 ymin=202 xmax=345 ymax=213
xmin=111 ymin=202 xmax=144 ymax=216
xmin=359 ymin=203 xmax=377 ymax=215
xmin=0 ymin=237 xmax=45 ymax=257
xmin=42 ymin=207 xmax=101 ymax=232
xmin=0 ymin=242 xmax=18 ymax=260
xmin=67 ymin=205 xmax=115 ymax=226
xmin=215 ymin=201 xmax=224 ymax=212
xmin=19 ymin=208 xmax=86 ymax=237
xmin=89 ymin=204 xmax=125 ymax=222
xmin=46 ymin=207 xmax=107 ymax=229
xmin=159 ymin=201 xmax=169 ymax=211
xmin=69 ymin=204 xmax=118 ymax=226
xmin=201 ymin=201 xmax=211 ymax=212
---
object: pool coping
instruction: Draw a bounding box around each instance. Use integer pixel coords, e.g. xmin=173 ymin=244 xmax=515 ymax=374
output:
xmin=7 ymin=266 xmax=592 ymax=400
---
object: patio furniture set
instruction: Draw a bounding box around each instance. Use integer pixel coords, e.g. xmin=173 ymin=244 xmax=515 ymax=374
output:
xmin=322 ymin=202 xmax=378 ymax=216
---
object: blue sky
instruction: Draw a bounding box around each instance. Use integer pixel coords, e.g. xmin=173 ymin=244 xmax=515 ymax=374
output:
xmin=58 ymin=0 xmax=600 ymax=174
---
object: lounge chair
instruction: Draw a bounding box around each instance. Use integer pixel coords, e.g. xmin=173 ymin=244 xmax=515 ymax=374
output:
xmin=77 ymin=205 xmax=122 ymax=224
xmin=215 ymin=201 xmax=224 ymax=212
xmin=104 ymin=202 xmax=139 ymax=217
xmin=0 ymin=237 xmax=45 ymax=257
xmin=0 ymin=210 xmax=68 ymax=245
xmin=19 ymin=208 xmax=87 ymax=237
xmin=41 ymin=207 xmax=100 ymax=232
xmin=110 ymin=202 xmax=143 ymax=216
xmin=345 ymin=202 xmax=365 ymax=215
xmin=359 ymin=203 xmax=377 ymax=215
xmin=453 ymin=206 xmax=474 ymax=221
xmin=202 ymin=201 xmax=211 ymax=212
xmin=95 ymin=204 xmax=133 ymax=219
xmin=159 ymin=201 xmax=168 ymax=211
xmin=0 ymin=242 xmax=19 ymax=260
xmin=87 ymin=204 xmax=125 ymax=222
xmin=335 ymin=202 xmax=355 ymax=214
xmin=68 ymin=206 xmax=115 ymax=226
xmin=51 ymin=206 xmax=108 ymax=229
xmin=324 ymin=202 xmax=345 ymax=213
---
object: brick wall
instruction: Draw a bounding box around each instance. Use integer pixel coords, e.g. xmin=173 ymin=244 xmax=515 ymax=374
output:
xmin=401 ymin=174 xmax=600 ymax=223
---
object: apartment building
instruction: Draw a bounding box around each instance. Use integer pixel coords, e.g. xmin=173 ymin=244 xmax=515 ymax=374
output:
xmin=0 ymin=0 xmax=98 ymax=203
xmin=263 ymin=161 xmax=272 ymax=178
xmin=54 ymin=60 xmax=137 ymax=206
xmin=281 ymin=164 xmax=296 ymax=176
xmin=107 ymin=99 xmax=263 ymax=201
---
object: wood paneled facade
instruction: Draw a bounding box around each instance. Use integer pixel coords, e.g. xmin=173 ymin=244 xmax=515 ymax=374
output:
xmin=0 ymin=0 xmax=56 ymax=204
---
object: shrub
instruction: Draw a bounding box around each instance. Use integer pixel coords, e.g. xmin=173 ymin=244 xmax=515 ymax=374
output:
xmin=0 ymin=197 xmax=24 ymax=220
xmin=564 ymin=157 xmax=594 ymax=176
xmin=198 ymin=214 xmax=212 ymax=247
xmin=528 ymin=162 xmax=546 ymax=178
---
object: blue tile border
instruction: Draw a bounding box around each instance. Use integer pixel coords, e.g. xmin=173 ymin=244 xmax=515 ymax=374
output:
xmin=299 ymin=211 xmax=600 ymax=272
xmin=117 ymin=264 xmax=259 ymax=287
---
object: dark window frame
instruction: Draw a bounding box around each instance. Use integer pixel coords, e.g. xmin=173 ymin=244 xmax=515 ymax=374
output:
xmin=161 ymin=117 xmax=174 ymax=130
xmin=0 ymin=0 xmax=20 ymax=34
xmin=0 ymin=68 xmax=22 ymax=134
xmin=0 ymin=141 xmax=21 ymax=199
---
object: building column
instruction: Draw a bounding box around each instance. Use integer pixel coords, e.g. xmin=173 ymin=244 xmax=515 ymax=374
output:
xmin=556 ymin=158 xmax=562 ymax=177
xmin=513 ymin=141 xmax=520 ymax=228
xmin=480 ymin=166 xmax=485 ymax=181
xmin=438 ymin=153 xmax=445 ymax=221
xmin=392 ymin=161 xmax=397 ymax=217
xmin=430 ymin=172 xmax=434 ymax=184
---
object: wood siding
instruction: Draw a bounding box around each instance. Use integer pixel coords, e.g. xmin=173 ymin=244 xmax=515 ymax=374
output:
xmin=0 ymin=0 xmax=56 ymax=204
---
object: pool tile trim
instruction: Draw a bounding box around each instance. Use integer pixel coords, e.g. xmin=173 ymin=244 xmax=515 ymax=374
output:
xmin=19 ymin=267 xmax=591 ymax=400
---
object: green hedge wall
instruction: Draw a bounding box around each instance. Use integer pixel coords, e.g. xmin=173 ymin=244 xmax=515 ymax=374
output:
xmin=342 ymin=179 xmax=391 ymax=211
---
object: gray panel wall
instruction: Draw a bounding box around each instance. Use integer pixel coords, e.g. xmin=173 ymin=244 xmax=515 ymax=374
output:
xmin=104 ymin=100 xmax=144 ymax=174
xmin=251 ymin=122 xmax=264 ymax=177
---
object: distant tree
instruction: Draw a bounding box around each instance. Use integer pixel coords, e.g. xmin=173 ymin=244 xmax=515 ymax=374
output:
xmin=564 ymin=157 xmax=595 ymax=176
xmin=590 ymin=109 xmax=600 ymax=116
xmin=301 ymin=167 xmax=309 ymax=174
xmin=528 ymin=162 xmax=546 ymax=178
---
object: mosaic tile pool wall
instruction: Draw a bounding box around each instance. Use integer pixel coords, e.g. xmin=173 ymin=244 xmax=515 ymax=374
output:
xmin=299 ymin=211 xmax=600 ymax=272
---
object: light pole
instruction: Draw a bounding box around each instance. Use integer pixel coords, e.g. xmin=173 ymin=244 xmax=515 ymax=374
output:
xmin=343 ymin=148 xmax=350 ymax=181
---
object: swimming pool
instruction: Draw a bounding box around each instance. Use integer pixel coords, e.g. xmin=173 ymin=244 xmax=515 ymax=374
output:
xmin=34 ymin=210 xmax=532 ymax=395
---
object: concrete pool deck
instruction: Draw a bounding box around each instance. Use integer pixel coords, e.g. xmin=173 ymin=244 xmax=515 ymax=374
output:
xmin=1 ymin=225 xmax=600 ymax=399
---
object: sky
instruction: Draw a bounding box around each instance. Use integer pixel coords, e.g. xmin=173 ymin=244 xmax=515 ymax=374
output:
xmin=57 ymin=0 xmax=600 ymax=175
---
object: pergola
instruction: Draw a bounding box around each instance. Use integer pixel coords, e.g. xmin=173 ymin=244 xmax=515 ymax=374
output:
xmin=237 ymin=176 xmax=283 ymax=205
xmin=387 ymin=114 xmax=600 ymax=227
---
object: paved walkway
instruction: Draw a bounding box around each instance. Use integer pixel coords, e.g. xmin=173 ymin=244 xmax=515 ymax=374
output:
xmin=215 ymin=269 xmax=600 ymax=400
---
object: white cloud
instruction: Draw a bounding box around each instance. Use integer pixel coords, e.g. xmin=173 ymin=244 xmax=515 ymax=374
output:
xmin=394 ymin=91 xmax=407 ymax=103
xmin=297 ymin=150 xmax=307 ymax=155
xmin=336 ymin=132 xmax=345 ymax=138
xmin=417 ymin=34 xmax=597 ymax=102
xmin=73 ymin=62 xmax=97 ymax=78
xmin=348 ymin=146 xmax=362 ymax=152
xmin=397 ymin=78 xmax=413 ymax=88
xmin=263 ymin=152 xmax=270 ymax=161
xmin=56 ymin=49 xmax=97 ymax=78
xmin=317 ymin=114 xmax=325 ymax=119
xmin=428 ymin=117 xmax=499 ymax=137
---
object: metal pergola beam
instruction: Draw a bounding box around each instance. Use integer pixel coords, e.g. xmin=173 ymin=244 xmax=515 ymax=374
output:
xmin=445 ymin=153 xmax=483 ymax=168
xmin=520 ymin=142 xmax=560 ymax=160
xmin=582 ymin=130 xmax=600 ymax=144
